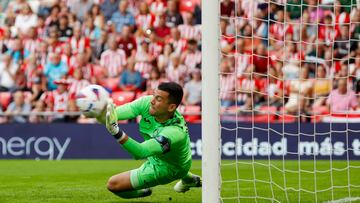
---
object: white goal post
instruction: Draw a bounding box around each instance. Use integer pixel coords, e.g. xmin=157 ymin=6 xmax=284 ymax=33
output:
xmin=201 ymin=0 xmax=221 ymax=202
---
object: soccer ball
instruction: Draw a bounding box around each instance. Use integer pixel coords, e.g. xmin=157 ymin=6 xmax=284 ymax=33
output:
xmin=75 ymin=84 xmax=110 ymax=118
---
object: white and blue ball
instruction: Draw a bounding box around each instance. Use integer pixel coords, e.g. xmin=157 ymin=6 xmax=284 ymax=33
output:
xmin=76 ymin=84 xmax=110 ymax=118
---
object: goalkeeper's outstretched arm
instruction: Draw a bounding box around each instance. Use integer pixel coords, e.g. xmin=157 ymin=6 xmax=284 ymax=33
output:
xmin=96 ymin=99 xmax=139 ymax=124
xmin=114 ymin=132 xmax=165 ymax=160
xmin=105 ymin=100 xmax=168 ymax=159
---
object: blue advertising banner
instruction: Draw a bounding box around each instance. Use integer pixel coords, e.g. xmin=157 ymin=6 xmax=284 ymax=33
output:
xmin=0 ymin=123 xmax=359 ymax=160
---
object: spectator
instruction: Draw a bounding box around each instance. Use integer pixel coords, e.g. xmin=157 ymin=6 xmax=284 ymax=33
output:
xmin=157 ymin=43 xmax=173 ymax=71
xmin=134 ymin=40 xmax=154 ymax=79
xmin=165 ymin=0 xmax=183 ymax=28
xmin=177 ymin=12 xmax=201 ymax=41
xmin=237 ymin=65 xmax=261 ymax=110
xmin=92 ymin=29 xmax=108 ymax=60
xmin=285 ymin=67 xmax=313 ymax=114
xmin=83 ymin=16 xmax=102 ymax=46
xmin=5 ymin=90 xmax=31 ymax=123
xmin=69 ymin=24 xmax=92 ymax=60
xmin=150 ymin=0 xmax=166 ymax=18
xmin=168 ymin=27 xmax=187 ymax=54
xmin=146 ymin=67 xmax=167 ymax=95
xmin=6 ymin=38 xmax=27 ymax=64
xmin=73 ymin=53 xmax=96 ymax=83
xmin=334 ymin=25 xmax=351 ymax=59
xmin=327 ymin=78 xmax=358 ymax=113
xmin=166 ymin=53 xmax=187 ymax=85
xmin=58 ymin=14 xmax=73 ymax=42
xmin=110 ymin=0 xmax=135 ymax=33
xmin=100 ymin=35 xmax=127 ymax=77
xmin=69 ymin=0 xmax=93 ymax=22
xmin=44 ymin=52 xmax=68 ymax=91
xmin=183 ymin=69 xmax=201 ymax=106
xmin=180 ymin=39 xmax=201 ymax=71
xmin=87 ymin=4 xmax=105 ymax=29
xmin=220 ymin=59 xmax=236 ymax=108
xmin=23 ymin=27 xmax=42 ymax=55
xmin=45 ymin=4 xmax=60 ymax=30
xmin=14 ymin=3 xmax=38 ymax=37
xmin=49 ymin=79 xmax=70 ymax=122
xmin=64 ymin=99 xmax=80 ymax=123
xmin=61 ymin=43 xmax=76 ymax=69
xmin=313 ymin=65 xmax=332 ymax=108
xmin=118 ymin=25 xmax=137 ymax=57
xmin=264 ymin=68 xmax=284 ymax=109
xmin=101 ymin=0 xmax=120 ymax=22
xmin=0 ymin=54 xmax=19 ymax=92
xmin=29 ymin=100 xmax=47 ymax=123
xmin=221 ymin=0 xmax=235 ymax=17
xmin=135 ymin=2 xmax=155 ymax=33
xmin=68 ymin=68 xmax=90 ymax=100
xmin=119 ymin=59 xmax=143 ymax=92
xmin=154 ymin=15 xmax=170 ymax=41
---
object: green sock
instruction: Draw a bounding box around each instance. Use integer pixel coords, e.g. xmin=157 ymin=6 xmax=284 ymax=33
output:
xmin=113 ymin=188 xmax=152 ymax=199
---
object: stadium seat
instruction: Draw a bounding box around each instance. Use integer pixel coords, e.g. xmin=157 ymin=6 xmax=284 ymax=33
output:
xmin=183 ymin=105 xmax=201 ymax=123
xmin=111 ymin=91 xmax=135 ymax=106
xmin=277 ymin=107 xmax=297 ymax=123
xmin=0 ymin=92 xmax=11 ymax=110
xmin=101 ymin=78 xmax=120 ymax=92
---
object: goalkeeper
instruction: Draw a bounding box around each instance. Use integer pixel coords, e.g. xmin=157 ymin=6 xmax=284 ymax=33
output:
xmin=98 ymin=82 xmax=201 ymax=199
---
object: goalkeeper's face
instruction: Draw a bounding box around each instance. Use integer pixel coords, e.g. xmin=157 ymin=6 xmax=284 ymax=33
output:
xmin=149 ymin=89 xmax=177 ymax=117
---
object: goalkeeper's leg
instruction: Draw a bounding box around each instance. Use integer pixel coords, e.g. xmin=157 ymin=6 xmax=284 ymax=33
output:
xmin=174 ymin=172 xmax=202 ymax=193
xmin=107 ymin=171 xmax=152 ymax=199
xmin=107 ymin=161 xmax=177 ymax=199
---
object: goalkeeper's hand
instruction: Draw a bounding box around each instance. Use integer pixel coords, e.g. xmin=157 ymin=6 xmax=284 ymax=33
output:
xmin=105 ymin=101 xmax=126 ymax=142
xmin=95 ymin=99 xmax=112 ymax=124
xmin=106 ymin=101 xmax=119 ymax=135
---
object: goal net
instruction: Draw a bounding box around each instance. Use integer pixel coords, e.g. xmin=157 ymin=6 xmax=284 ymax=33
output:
xmin=203 ymin=0 xmax=360 ymax=202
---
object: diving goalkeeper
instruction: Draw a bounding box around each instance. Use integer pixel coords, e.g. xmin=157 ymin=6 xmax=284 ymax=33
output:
xmin=98 ymin=82 xmax=201 ymax=199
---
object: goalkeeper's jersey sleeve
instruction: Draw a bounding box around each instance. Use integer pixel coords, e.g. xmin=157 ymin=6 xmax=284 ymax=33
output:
xmin=115 ymin=96 xmax=192 ymax=173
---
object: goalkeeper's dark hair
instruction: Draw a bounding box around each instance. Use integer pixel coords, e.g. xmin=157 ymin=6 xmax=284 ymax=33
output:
xmin=158 ymin=82 xmax=183 ymax=107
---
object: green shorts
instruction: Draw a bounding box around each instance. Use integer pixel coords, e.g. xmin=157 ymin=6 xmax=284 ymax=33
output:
xmin=130 ymin=160 xmax=187 ymax=189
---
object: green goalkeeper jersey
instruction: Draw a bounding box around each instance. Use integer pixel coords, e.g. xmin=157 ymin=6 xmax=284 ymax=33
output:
xmin=115 ymin=96 xmax=192 ymax=172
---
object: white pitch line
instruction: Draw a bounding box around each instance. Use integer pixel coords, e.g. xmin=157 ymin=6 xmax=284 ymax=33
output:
xmin=324 ymin=197 xmax=360 ymax=203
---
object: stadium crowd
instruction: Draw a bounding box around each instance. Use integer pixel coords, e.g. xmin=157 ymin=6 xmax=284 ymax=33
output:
xmin=220 ymin=0 xmax=360 ymax=122
xmin=0 ymin=0 xmax=359 ymax=123
xmin=0 ymin=0 xmax=202 ymax=123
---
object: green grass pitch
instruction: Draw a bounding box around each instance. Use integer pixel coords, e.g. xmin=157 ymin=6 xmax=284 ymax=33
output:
xmin=1 ymin=160 xmax=359 ymax=202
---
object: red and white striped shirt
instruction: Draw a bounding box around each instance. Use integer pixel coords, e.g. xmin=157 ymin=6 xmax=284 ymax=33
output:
xmin=136 ymin=14 xmax=155 ymax=31
xmin=166 ymin=64 xmax=187 ymax=85
xmin=100 ymin=49 xmax=127 ymax=77
xmin=134 ymin=50 xmax=153 ymax=79
xmin=61 ymin=54 xmax=77 ymax=69
xmin=318 ymin=25 xmax=338 ymax=45
xmin=237 ymin=77 xmax=260 ymax=102
xmin=183 ymin=50 xmax=201 ymax=70
xmin=68 ymin=78 xmax=90 ymax=99
xmin=235 ymin=51 xmax=252 ymax=78
xmin=150 ymin=1 xmax=166 ymax=16
xmin=149 ymin=41 xmax=163 ymax=57
xmin=23 ymin=38 xmax=42 ymax=54
xmin=69 ymin=37 xmax=90 ymax=55
xmin=47 ymin=90 xmax=69 ymax=112
xmin=269 ymin=23 xmax=293 ymax=41
xmin=168 ymin=38 xmax=187 ymax=54
xmin=220 ymin=74 xmax=236 ymax=100
xmin=177 ymin=24 xmax=201 ymax=40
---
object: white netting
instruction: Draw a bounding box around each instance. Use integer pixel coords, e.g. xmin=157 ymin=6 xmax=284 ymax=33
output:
xmin=218 ymin=0 xmax=360 ymax=202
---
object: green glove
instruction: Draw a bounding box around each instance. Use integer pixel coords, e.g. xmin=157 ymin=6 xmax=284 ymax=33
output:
xmin=106 ymin=101 xmax=119 ymax=135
